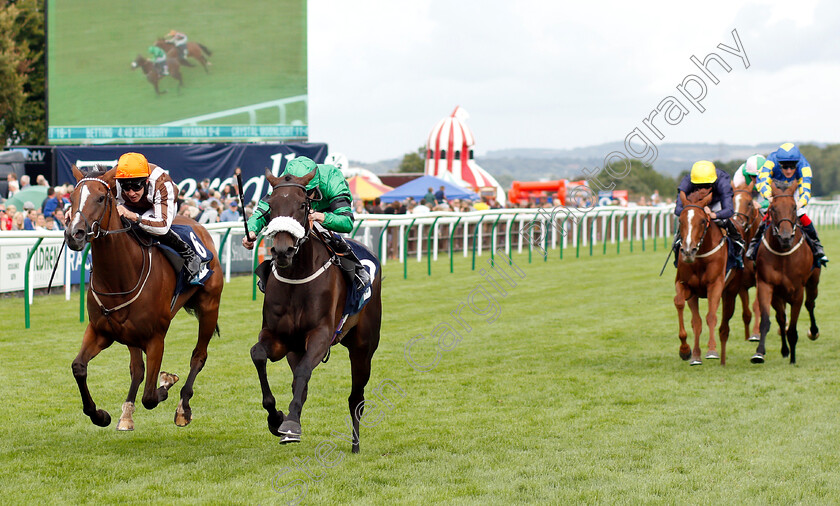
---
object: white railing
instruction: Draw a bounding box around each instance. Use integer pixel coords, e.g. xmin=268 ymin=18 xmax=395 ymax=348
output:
xmin=161 ymin=95 xmax=308 ymax=127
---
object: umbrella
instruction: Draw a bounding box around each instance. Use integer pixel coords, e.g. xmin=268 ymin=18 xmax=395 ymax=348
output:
xmin=347 ymin=176 xmax=393 ymax=201
xmin=5 ymin=185 xmax=48 ymax=212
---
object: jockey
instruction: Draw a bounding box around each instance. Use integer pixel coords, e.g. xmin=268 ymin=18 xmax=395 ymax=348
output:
xmin=165 ymin=30 xmax=188 ymax=58
xmin=114 ymin=152 xmax=202 ymax=278
xmin=242 ymin=156 xmax=372 ymax=290
xmin=746 ymin=142 xmax=828 ymax=265
xmin=148 ymin=45 xmax=168 ymax=75
xmin=673 ymin=160 xmax=744 ymax=268
xmin=732 ymin=154 xmax=768 ymax=211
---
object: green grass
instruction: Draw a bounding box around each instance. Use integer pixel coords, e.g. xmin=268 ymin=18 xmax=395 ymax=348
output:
xmin=2 ymin=229 xmax=840 ymax=504
xmin=47 ymin=0 xmax=306 ymax=126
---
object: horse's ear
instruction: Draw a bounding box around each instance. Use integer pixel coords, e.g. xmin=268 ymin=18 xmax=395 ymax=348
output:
xmin=699 ymin=189 xmax=713 ymax=207
xmin=747 ymin=180 xmax=755 ymax=192
xmin=265 ymin=167 xmax=280 ymax=187
xmin=770 ymin=179 xmax=780 ymax=195
xmin=71 ymin=165 xmax=84 ymax=182
xmin=679 ymin=191 xmax=688 ymax=207
xmin=300 ymin=168 xmax=317 ymax=187
xmin=789 ymin=178 xmax=799 ymax=195
xmin=102 ymin=168 xmax=118 ymax=193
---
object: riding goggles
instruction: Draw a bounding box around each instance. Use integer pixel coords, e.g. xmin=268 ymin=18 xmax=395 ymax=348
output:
xmin=119 ymin=178 xmax=148 ymax=192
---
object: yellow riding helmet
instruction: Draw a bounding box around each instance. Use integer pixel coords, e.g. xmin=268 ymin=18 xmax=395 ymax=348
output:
xmin=115 ymin=152 xmax=151 ymax=179
xmin=690 ymin=160 xmax=717 ymax=184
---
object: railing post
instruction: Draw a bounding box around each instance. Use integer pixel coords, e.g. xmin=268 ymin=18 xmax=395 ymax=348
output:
xmin=350 ymin=218 xmax=363 ymax=238
xmin=489 ymin=214 xmax=503 ymax=266
xmin=79 ymin=243 xmax=91 ymax=323
xmin=471 ymin=214 xmax=487 ymax=271
xmin=427 ymin=216 xmax=441 ymax=276
xmin=403 ymin=218 xmax=416 ymax=280
xmin=616 ymin=214 xmax=625 ymax=255
xmin=506 ymin=213 xmax=519 ymax=258
xmin=605 ymin=211 xmax=616 ymax=255
xmin=449 ymin=217 xmax=463 ymax=273
xmin=377 ymin=220 xmax=391 ymax=263
xmin=24 ymin=238 xmax=44 ymax=329
xmin=589 ymin=213 xmax=598 ymax=257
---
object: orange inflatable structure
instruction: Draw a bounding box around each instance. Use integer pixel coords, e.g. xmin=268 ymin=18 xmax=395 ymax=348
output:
xmin=508 ymin=180 xmax=568 ymax=206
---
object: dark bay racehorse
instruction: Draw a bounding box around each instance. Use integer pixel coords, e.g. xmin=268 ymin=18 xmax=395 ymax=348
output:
xmin=65 ymin=166 xmax=224 ymax=430
xmin=719 ymin=182 xmax=762 ymax=353
xmin=131 ymin=54 xmax=183 ymax=95
xmin=674 ymin=189 xmax=728 ymax=365
xmin=156 ymin=38 xmax=212 ymax=73
xmin=250 ymin=169 xmax=382 ymax=453
xmin=751 ymin=180 xmax=821 ymax=364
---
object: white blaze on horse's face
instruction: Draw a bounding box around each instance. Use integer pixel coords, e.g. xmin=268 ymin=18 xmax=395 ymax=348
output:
xmin=685 ymin=209 xmax=695 ymax=250
xmin=70 ymin=185 xmax=91 ymax=231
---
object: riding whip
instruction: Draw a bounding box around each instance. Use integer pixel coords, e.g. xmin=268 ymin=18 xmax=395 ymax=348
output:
xmin=235 ymin=171 xmax=251 ymax=239
xmin=47 ymin=238 xmax=66 ymax=294
xmin=659 ymin=247 xmax=674 ymax=277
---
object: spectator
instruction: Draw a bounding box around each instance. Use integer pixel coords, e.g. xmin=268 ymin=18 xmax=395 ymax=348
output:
xmin=35 ymin=215 xmax=47 ymax=230
xmin=433 ymin=200 xmax=452 ymax=212
xmin=221 ymin=183 xmax=235 ymax=200
xmin=23 ymin=207 xmax=37 ymax=230
xmin=42 ymin=187 xmax=59 ymax=217
xmin=383 ymin=202 xmax=396 ymax=215
xmin=12 ymin=211 xmax=24 ymax=230
xmin=650 ymin=189 xmax=661 ymax=205
xmin=199 ymin=200 xmax=220 ymax=224
xmin=176 ymin=188 xmax=187 ymax=210
xmin=412 ymin=201 xmax=431 ymax=214
xmin=434 ymin=185 xmax=446 ymax=203
xmin=45 ymin=216 xmax=59 ymax=231
xmin=20 ymin=174 xmax=30 ymax=189
xmin=0 ymin=205 xmax=11 ymax=230
xmin=423 ymin=187 xmax=436 ymax=206
xmin=36 ymin=174 xmax=49 ymax=187
xmin=354 ymin=202 xmax=367 ymax=215
xmin=53 ymin=208 xmax=66 ymax=230
xmin=219 ymin=200 xmax=240 ymax=222
xmin=7 ymin=180 xmax=19 ymax=197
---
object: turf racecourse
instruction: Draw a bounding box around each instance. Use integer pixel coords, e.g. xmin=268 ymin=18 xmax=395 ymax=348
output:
xmin=2 ymin=230 xmax=840 ymax=504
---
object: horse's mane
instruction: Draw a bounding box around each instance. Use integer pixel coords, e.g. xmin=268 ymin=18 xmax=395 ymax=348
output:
xmin=84 ymin=165 xmax=110 ymax=178
xmin=686 ymin=187 xmax=712 ymax=203
xmin=774 ymin=180 xmax=793 ymax=192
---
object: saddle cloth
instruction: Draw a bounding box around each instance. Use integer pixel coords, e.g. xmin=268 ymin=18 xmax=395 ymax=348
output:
xmin=153 ymin=224 xmax=214 ymax=298
xmin=341 ymin=238 xmax=379 ymax=317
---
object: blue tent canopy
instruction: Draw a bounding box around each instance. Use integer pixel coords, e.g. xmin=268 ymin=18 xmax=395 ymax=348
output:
xmin=379 ymin=175 xmax=478 ymax=203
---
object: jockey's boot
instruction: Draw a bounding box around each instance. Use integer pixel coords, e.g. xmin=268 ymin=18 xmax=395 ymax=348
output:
xmin=160 ymin=230 xmax=202 ymax=279
xmin=671 ymin=226 xmax=681 ymax=268
xmin=801 ymin=222 xmax=829 ymax=265
xmin=163 ymin=64 xmax=169 ymax=76
xmin=746 ymin=221 xmax=767 ymax=261
xmin=330 ymin=234 xmax=371 ymax=290
xmin=718 ymin=219 xmax=744 ymax=269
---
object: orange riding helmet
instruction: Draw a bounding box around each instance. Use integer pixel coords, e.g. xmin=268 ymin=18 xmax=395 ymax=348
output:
xmin=115 ymin=153 xmax=151 ymax=179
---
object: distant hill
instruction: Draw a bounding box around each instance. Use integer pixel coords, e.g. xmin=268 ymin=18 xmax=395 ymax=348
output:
xmin=350 ymin=142 xmax=814 ymax=190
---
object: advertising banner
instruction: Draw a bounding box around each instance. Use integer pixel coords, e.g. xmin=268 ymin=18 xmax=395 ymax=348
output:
xmin=54 ymin=143 xmax=327 ymax=202
xmin=47 ymin=0 xmax=307 ymax=144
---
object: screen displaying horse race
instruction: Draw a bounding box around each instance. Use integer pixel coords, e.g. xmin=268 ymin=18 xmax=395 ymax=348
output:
xmin=46 ymin=0 xmax=307 ymax=144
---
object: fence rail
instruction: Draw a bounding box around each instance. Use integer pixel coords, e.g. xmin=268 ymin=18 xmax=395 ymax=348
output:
xmin=5 ymin=201 xmax=840 ymax=328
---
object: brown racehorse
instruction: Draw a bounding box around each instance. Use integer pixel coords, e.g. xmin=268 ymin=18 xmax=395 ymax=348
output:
xmin=131 ymin=54 xmax=183 ymax=95
xmin=674 ymin=188 xmax=728 ymax=365
xmin=65 ymin=166 xmax=224 ymax=430
xmin=719 ymin=182 xmax=762 ymax=355
xmin=751 ymin=180 xmax=821 ymax=364
xmin=156 ymin=38 xmax=212 ymax=73
xmin=250 ymin=169 xmax=382 ymax=453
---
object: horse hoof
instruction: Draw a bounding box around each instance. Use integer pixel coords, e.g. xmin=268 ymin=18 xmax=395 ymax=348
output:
xmin=808 ymin=330 xmax=819 ymax=341
xmin=679 ymin=346 xmax=691 ymax=361
xmin=689 ymin=359 xmax=702 ymax=366
xmin=280 ymin=434 xmax=301 ymax=444
xmin=174 ymin=399 xmax=191 ymax=427
xmin=706 ymin=351 xmax=720 ymax=360
xmin=92 ymin=409 xmax=111 ymax=427
xmin=748 ymin=334 xmax=760 ymax=342
xmin=750 ymin=354 xmax=765 ymax=364
xmin=159 ymin=372 xmax=180 ymax=389
xmin=278 ymin=420 xmax=302 ymax=438
xmin=116 ymin=419 xmax=134 ymax=431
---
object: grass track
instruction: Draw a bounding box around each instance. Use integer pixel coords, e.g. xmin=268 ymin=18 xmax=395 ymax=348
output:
xmin=2 ymin=230 xmax=840 ymax=504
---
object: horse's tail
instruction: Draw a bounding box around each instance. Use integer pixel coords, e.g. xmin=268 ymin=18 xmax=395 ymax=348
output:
xmin=198 ymin=43 xmax=212 ymax=56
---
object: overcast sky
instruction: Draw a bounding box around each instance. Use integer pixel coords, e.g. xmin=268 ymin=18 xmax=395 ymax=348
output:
xmin=307 ymin=0 xmax=839 ymax=163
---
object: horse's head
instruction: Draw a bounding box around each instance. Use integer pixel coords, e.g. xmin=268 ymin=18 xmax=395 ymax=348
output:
xmin=263 ymin=167 xmax=319 ymax=269
xmin=678 ymin=188 xmax=713 ymax=263
xmin=131 ymin=55 xmax=143 ymax=71
xmin=65 ymin=165 xmax=119 ymax=251
xmin=731 ymin=181 xmax=756 ymax=231
xmin=767 ymin=179 xmax=800 ymax=249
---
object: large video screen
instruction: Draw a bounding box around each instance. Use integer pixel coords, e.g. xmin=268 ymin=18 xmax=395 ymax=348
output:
xmin=47 ymin=0 xmax=307 ymax=144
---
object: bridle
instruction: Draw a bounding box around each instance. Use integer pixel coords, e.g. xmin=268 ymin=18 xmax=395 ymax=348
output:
xmin=267 ymin=181 xmax=316 ymax=256
xmin=731 ymin=188 xmax=758 ymax=236
xmin=680 ymin=204 xmax=711 ymax=251
xmin=767 ymin=194 xmax=798 ymax=238
xmin=72 ymin=177 xmax=132 ymax=240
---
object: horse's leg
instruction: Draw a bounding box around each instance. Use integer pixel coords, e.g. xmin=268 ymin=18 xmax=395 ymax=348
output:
xmin=191 ymin=45 xmax=210 ymax=72
xmin=174 ymin=306 xmax=218 ymax=427
xmin=750 ymin=290 xmax=761 ymax=341
xmin=346 ymin=333 xmax=379 ymax=454
xmin=250 ymin=330 xmax=289 ymax=437
xmin=687 ymin=295 xmax=703 ymax=365
xmin=738 ymin=288 xmax=751 ymax=341
xmin=117 ymin=346 xmax=144 ymax=431
xmin=140 ymin=336 xmax=178 ymax=410
xmin=772 ymin=295 xmax=788 ymax=358
xmin=787 ymin=289 xmax=805 ymax=365
xmin=806 ymin=270 xmax=820 ymax=340
xmin=705 ymin=281 xmax=724 ymax=360
xmin=674 ymin=283 xmax=691 ymax=360
xmin=719 ymin=289 xmax=737 ymax=366
xmin=280 ymin=326 xmax=331 ymax=443
xmin=752 ymin=280 xmax=772 ymax=363
xmin=71 ymin=327 xmax=114 ymax=427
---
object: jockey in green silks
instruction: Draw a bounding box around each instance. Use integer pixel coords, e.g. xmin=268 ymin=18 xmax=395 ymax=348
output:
xmin=241 ymin=156 xmax=371 ymax=290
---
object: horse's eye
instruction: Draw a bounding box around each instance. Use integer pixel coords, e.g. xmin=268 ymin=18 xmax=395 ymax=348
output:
xmin=300 ymin=203 xmax=307 ymax=210
xmin=97 ymin=195 xmax=105 ymax=203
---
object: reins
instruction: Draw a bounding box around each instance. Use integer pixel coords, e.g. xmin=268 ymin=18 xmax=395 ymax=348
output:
xmin=762 ymin=193 xmax=804 ymax=257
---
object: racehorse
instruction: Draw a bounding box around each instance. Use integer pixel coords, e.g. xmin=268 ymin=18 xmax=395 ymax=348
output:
xmin=131 ymin=54 xmax=183 ymax=95
xmin=156 ymin=38 xmax=212 ymax=73
xmin=65 ymin=166 xmax=224 ymax=430
xmin=674 ymin=188 xmax=728 ymax=365
xmin=751 ymin=180 xmax=821 ymax=364
xmin=718 ymin=182 xmax=762 ymax=355
xmin=250 ymin=168 xmax=382 ymax=453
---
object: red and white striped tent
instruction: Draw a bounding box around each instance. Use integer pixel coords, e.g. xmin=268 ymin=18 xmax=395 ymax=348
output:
xmin=424 ymin=106 xmax=506 ymax=205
